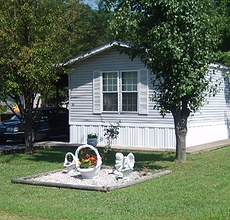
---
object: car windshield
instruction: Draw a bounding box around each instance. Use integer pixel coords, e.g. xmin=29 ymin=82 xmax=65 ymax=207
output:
xmin=9 ymin=111 xmax=40 ymax=121
xmin=10 ymin=114 xmax=21 ymax=121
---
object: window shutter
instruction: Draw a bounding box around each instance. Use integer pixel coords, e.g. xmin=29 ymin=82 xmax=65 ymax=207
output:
xmin=93 ymin=71 xmax=101 ymax=114
xmin=139 ymin=69 xmax=148 ymax=115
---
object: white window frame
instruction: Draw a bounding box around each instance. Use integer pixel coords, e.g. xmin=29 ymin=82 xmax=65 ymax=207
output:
xmin=93 ymin=69 xmax=148 ymax=115
xmin=101 ymin=70 xmax=139 ymax=113
xmin=102 ymin=71 xmax=119 ymax=113
xmin=120 ymin=70 xmax=138 ymax=113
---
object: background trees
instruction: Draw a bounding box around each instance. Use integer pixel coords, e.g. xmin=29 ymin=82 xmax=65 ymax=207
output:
xmin=105 ymin=0 xmax=219 ymax=162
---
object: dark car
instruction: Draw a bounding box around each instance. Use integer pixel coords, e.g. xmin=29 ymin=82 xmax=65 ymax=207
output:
xmin=0 ymin=107 xmax=69 ymax=143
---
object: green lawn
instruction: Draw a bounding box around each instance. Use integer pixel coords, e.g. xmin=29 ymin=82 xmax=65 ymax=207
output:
xmin=0 ymin=146 xmax=230 ymax=220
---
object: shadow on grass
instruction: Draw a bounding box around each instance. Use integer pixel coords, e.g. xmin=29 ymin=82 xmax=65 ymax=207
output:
xmin=0 ymin=153 xmax=23 ymax=164
xmin=26 ymin=146 xmax=175 ymax=170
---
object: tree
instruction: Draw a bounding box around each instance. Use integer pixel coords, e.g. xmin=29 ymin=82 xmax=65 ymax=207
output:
xmin=214 ymin=0 xmax=230 ymax=66
xmin=64 ymin=2 xmax=112 ymax=55
xmin=105 ymin=0 xmax=219 ymax=162
xmin=0 ymin=0 xmax=109 ymax=154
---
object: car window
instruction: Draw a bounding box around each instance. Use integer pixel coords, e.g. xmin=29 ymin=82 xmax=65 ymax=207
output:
xmin=48 ymin=110 xmax=56 ymax=120
xmin=57 ymin=109 xmax=67 ymax=115
xmin=10 ymin=114 xmax=20 ymax=120
xmin=40 ymin=110 xmax=49 ymax=119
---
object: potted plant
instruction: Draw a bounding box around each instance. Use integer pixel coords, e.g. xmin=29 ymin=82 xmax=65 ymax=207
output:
xmin=87 ymin=132 xmax=98 ymax=147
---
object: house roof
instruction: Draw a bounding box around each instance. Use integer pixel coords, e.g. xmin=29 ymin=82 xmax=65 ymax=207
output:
xmin=63 ymin=41 xmax=130 ymax=66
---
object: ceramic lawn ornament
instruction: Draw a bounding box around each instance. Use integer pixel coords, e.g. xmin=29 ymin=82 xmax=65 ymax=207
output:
xmin=114 ymin=152 xmax=135 ymax=178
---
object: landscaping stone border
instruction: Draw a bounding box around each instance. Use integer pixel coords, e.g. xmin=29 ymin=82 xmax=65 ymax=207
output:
xmin=11 ymin=167 xmax=172 ymax=192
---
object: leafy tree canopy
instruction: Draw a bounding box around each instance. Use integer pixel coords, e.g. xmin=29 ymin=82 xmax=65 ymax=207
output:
xmin=105 ymin=0 xmax=219 ymax=162
xmin=0 ymin=0 xmax=110 ymax=154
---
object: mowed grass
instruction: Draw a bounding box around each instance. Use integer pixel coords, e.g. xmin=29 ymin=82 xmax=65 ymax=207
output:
xmin=0 ymin=146 xmax=230 ymax=220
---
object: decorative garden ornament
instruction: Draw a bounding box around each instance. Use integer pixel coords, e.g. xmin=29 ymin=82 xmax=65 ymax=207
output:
xmin=63 ymin=144 xmax=102 ymax=179
xmin=63 ymin=152 xmax=76 ymax=173
xmin=114 ymin=152 xmax=135 ymax=178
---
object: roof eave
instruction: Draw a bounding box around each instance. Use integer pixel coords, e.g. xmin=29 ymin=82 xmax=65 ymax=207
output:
xmin=63 ymin=41 xmax=130 ymax=66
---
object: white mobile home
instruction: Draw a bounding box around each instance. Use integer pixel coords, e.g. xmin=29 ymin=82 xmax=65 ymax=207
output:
xmin=65 ymin=41 xmax=230 ymax=149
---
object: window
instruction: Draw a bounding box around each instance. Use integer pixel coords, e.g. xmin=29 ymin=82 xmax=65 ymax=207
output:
xmin=93 ymin=69 xmax=148 ymax=115
xmin=121 ymin=71 xmax=138 ymax=111
xmin=103 ymin=72 xmax=118 ymax=111
xmin=102 ymin=71 xmax=138 ymax=112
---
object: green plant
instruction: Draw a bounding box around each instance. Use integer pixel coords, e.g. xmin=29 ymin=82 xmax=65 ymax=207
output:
xmin=103 ymin=122 xmax=120 ymax=153
xmin=87 ymin=132 xmax=98 ymax=138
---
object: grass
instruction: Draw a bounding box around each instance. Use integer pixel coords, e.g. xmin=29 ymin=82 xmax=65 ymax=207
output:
xmin=0 ymin=146 xmax=230 ymax=220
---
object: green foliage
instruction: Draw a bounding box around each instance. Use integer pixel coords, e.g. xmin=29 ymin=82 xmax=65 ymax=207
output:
xmin=107 ymin=0 xmax=219 ymax=114
xmin=0 ymin=0 xmax=111 ymax=109
xmin=0 ymin=0 xmax=84 ymax=153
xmin=214 ymin=0 xmax=230 ymax=66
xmin=105 ymin=0 xmax=220 ymax=162
xmin=41 ymin=85 xmax=68 ymax=106
xmin=0 ymin=104 xmax=7 ymax=114
xmin=0 ymin=0 xmax=110 ymax=153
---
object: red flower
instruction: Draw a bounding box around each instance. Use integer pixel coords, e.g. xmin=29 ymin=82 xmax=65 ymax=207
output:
xmin=78 ymin=148 xmax=98 ymax=168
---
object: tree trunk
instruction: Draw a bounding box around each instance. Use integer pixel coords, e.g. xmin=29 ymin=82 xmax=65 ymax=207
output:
xmin=171 ymin=101 xmax=190 ymax=162
xmin=24 ymin=122 xmax=34 ymax=155
xmin=174 ymin=118 xmax=187 ymax=162
xmin=23 ymin=91 xmax=35 ymax=155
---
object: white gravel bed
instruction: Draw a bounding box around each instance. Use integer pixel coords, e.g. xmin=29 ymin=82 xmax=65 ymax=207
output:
xmin=32 ymin=168 xmax=144 ymax=188
xmin=12 ymin=168 xmax=171 ymax=191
